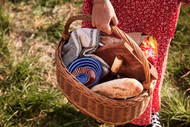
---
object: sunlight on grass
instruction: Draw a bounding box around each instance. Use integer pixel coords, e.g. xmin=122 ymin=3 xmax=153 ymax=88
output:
xmin=0 ymin=5 xmax=9 ymax=33
xmin=36 ymin=16 xmax=67 ymax=43
xmin=0 ymin=1 xmax=98 ymax=126
xmin=0 ymin=1 xmax=190 ymax=127
xmin=167 ymin=4 xmax=190 ymax=89
xmin=0 ymin=5 xmax=9 ymax=58
xmin=160 ymin=78 xmax=190 ymax=127
xmin=0 ymin=57 xmax=76 ymax=126
xmin=160 ymin=5 xmax=190 ymax=127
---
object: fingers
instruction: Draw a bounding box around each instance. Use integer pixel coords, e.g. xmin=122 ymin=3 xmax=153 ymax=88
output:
xmin=92 ymin=20 xmax=95 ymax=27
xmin=92 ymin=20 xmax=112 ymax=35
xmin=99 ymin=23 xmax=112 ymax=35
xmin=103 ymin=24 xmax=112 ymax=35
xmin=112 ymin=16 xmax=119 ymax=26
xmin=92 ymin=16 xmax=96 ymax=27
xmin=98 ymin=24 xmax=112 ymax=35
xmin=92 ymin=17 xmax=118 ymax=35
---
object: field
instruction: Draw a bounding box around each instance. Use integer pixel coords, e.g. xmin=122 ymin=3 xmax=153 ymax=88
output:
xmin=0 ymin=0 xmax=189 ymax=127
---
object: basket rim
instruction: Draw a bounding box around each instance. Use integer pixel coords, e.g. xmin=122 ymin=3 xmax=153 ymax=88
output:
xmin=62 ymin=15 xmax=153 ymax=89
xmin=55 ymin=14 xmax=156 ymax=125
xmin=56 ymin=37 xmax=150 ymax=108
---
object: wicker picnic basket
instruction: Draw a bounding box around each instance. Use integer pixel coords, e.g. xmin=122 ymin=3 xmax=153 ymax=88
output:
xmin=55 ymin=15 xmax=155 ymax=125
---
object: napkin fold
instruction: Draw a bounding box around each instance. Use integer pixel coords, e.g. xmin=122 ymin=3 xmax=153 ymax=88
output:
xmin=62 ymin=28 xmax=109 ymax=76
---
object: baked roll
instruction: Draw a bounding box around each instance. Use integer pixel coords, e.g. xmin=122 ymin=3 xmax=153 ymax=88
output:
xmin=91 ymin=78 xmax=143 ymax=99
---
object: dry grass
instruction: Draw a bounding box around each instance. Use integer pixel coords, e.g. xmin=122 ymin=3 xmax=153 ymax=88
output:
xmin=3 ymin=1 xmax=82 ymax=88
xmin=1 ymin=1 xmax=189 ymax=127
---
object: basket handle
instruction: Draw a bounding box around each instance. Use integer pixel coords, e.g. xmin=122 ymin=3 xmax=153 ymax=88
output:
xmin=110 ymin=25 xmax=151 ymax=89
xmin=62 ymin=15 xmax=151 ymax=91
xmin=62 ymin=15 xmax=92 ymax=40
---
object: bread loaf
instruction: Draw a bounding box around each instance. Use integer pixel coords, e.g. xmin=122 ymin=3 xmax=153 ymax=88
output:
xmin=91 ymin=78 xmax=143 ymax=99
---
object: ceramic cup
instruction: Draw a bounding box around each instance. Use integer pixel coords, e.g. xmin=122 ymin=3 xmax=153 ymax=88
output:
xmin=72 ymin=67 xmax=91 ymax=84
xmin=68 ymin=56 xmax=102 ymax=88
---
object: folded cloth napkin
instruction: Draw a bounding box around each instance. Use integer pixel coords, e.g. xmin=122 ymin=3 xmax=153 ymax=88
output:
xmin=62 ymin=28 xmax=109 ymax=76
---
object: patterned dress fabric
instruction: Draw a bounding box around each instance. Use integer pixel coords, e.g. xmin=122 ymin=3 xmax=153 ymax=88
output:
xmin=82 ymin=0 xmax=181 ymax=125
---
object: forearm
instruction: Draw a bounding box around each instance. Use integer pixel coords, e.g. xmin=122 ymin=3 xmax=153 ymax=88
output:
xmin=93 ymin=0 xmax=109 ymax=7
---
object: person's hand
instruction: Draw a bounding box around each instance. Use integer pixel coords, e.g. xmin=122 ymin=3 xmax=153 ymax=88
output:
xmin=92 ymin=0 xmax=119 ymax=35
xmin=180 ymin=0 xmax=190 ymax=7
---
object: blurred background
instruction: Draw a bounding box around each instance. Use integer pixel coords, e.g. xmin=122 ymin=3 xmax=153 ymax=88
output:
xmin=0 ymin=0 xmax=189 ymax=127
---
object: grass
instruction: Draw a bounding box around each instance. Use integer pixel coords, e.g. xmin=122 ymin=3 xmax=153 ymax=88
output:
xmin=160 ymin=78 xmax=190 ymax=127
xmin=37 ymin=16 xmax=67 ymax=43
xmin=0 ymin=1 xmax=190 ymax=127
xmin=159 ymin=4 xmax=190 ymax=127
xmin=0 ymin=5 xmax=9 ymax=59
xmin=0 ymin=57 xmax=42 ymax=125
xmin=166 ymin=5 xmax=190 ymax=90
xmin=0 ymin=1 xmax=97 ymax=127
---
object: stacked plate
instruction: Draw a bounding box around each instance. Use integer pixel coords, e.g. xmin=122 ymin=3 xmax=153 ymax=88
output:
xmin=67 ymin=56 xmax=102 ymax=88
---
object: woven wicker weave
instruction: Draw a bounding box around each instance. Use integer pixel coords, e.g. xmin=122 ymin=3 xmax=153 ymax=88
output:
xmin=55 ymin=15 xmax=155 ymax=125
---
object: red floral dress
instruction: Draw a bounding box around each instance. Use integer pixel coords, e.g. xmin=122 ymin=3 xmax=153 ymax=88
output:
xmin=82 ymin=0 xmax=181 ymax=126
